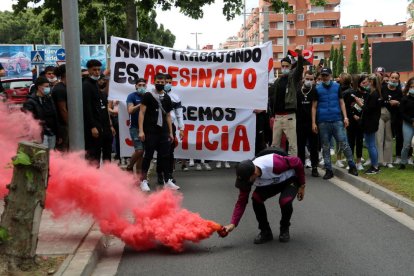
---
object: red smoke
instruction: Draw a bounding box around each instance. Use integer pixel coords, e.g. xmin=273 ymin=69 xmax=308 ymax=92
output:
xmin=0 ymin=102 xmax=221 ymax=251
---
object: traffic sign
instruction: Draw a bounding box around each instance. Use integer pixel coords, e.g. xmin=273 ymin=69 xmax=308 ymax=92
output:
xmin=31 ymin=50 xmax=45 ymax=65
xmin=56 ymin=48 xmax=66 ymax=61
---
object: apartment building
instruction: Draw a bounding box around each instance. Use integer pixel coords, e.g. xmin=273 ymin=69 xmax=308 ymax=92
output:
xmin=232 ymin=0 xmax=407 ymax=73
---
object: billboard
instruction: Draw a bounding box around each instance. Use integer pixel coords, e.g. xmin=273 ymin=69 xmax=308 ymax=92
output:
xmin=0 ymin=45 xmax=33 ymax=78
xmin=372 ymin=41 xmax=413 ymax=72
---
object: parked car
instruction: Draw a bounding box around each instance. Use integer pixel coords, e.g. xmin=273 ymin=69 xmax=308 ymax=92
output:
xmin=0 ymin=78 xmax=32 ymax=110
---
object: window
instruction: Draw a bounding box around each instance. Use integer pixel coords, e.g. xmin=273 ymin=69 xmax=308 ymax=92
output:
xmin=298 ymin=45 xmax=305 ymax=50
xmin=314 ymin=52 xmax=325 ymax=60
xmin=277 ymin=53 xmax=284 ymax=59
xmin=341 ymin=35 xmax=346 ymax=40
xmin=276 ymin=22 xmax=283 ymax=30
xmin=310 ymin=6 xmax=324 ymax=13
xmin=277 ymin=38 xmax=290 ymax=45
xmin=297 ymin=14 xmax=304 ymax=21
xmin=311 ymin=21 xmax=325 ymax=28
xmin=311 ymin=37 xmax=324 ymax=44
xmin=354 ymin=35 xmax=359 ymax=40
xmin=297 ymin=29 xmax=304 ymax=36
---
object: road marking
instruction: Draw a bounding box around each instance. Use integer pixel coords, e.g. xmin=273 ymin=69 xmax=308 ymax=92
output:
xmin=330 ymin=177 xmax=414 ymax=232
xmin=92 ymin=237 xmax=125 ymax=276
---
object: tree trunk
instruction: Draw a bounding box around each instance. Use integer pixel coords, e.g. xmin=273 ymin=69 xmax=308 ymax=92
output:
xmin=0 ymin=142 xmax=49 ymax=272
xmin=125 ymin=0 xmax=137 ymax=40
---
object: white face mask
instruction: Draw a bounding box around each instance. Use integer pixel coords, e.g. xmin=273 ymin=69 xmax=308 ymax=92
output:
xmin=90 ymin=75 xmax=100 ymax=81
xmin=47 ymin=77 xmax=57 ymax=83
xmin=409 ymin=88 xmax=414 ymax=95
xmin=304 ymin=80 xmax=313 ymax=88
xmin=281 ymin=68 xmax=290 ymax=75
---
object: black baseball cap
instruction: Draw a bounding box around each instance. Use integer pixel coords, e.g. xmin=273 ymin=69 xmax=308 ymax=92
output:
xmin=320 ymin=67 xmax=332 ymax=75
xmin=135 ymin=78 xmax=147 ymax=84
xmin=235 ymin=160 xmax=256 ymax=189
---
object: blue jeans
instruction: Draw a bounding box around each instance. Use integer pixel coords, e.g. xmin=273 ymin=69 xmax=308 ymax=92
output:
xmin=401 ymin=121 xmax=414 ymax=165
xmin=364 ymin=132 xmax=378 ymax=167
xmin=318 ymin=121 xmax=355 ymax=171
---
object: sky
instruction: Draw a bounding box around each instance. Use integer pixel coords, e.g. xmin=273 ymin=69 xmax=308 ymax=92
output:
xmin=0 ymin=0 xmax=410 ymax=49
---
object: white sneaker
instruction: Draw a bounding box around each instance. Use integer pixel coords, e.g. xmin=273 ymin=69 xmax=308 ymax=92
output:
xmin=335 ymin=160 xmax=344 ymax=168
xmin=356 ymin=163 xmax=364 ymax=171
xmin=305 ymin=158 xmax=312 ymax=168
xmin=224 ymin=161 xmax=231 ymax=169
xmin=140 ymin=180 xmax=151 ymax=192
xmin=164 ymin=179 xmax=180 ymax=190
xmin=408 ymin=158 xmax=413 ymax=165
xmin=189 ymin=159 xmax=195 ymax=167
xmin=196 ymin=164 xmax=202 ymax=171
xmin=319 ymin=159 xmax=325 ymax=166
xmin=394 ymin=157 xmax=401 ymax=164
xmin=216 ymin=162 xmax=222 ymax=169
xmin=386 ymin=163 xmax=394 ymax=168
xmin=330 ymin=149 xmax=335 ymax=156
xmin=361 ymin=157 xmax=365 ymax=162
xmin=363 ymin=159 xmax=371 ymax=166
xmin=204 ymin=163 xmax=212 ymax=171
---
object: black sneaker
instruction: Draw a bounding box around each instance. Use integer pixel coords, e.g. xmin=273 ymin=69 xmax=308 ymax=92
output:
xmin=311 ymin=167 xmax=320 ymax=177
xmin=364 ymin=166 xmax=379 ymax=175
xmin=157 ymin=174 xmax=164 ymax=185
xmin=253 ymin=230 xmax=273 ymax=244
xmin=279 ymin=228 xmax=290 ymax=243
xmin=323 ymin=169 xmax=334 ymax=180
xmin=348 ymin=165 xmax=358 ymax=176
xmin=399 ymin=164 xmax=406 ymax=170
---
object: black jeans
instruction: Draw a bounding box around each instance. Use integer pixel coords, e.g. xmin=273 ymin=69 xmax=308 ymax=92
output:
xmin=252 ymin=177 xmax=298 ymax=232
xmin=142 ymin=133 xmax=172 ymax=183
xmin=347 ymin=121 xmax=364 ymax=159
xmin=297 ymin=123 xmax=319 ymax=168
xmin=157 ymin=125 xmax=176 ymax=177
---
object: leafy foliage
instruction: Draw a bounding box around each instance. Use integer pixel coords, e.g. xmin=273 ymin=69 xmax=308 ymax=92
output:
xmin=336 ymin=43 xmax=344 ymax=77
xmin=362 ymin=36 xmax=371 ymax=74
xmin=348 ymin=41 xmax=358 ymax=74
xmin=12 ymin=151 xmax=32 ymax=166
xmin=332 ymin=48 xmax=338 ymax=78
xmin=269 ymin=0 xmax=327 ymax=13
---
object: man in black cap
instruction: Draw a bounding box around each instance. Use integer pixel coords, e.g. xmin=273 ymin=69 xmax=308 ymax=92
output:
xmin=222 ymin=148 xmax=306 ymax=244
xmin=311 ymin=67 xmax=358 ymax=180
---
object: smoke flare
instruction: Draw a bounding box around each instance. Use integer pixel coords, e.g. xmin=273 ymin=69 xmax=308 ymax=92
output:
xmin=0 ymin=102 xmax=221 ymax=251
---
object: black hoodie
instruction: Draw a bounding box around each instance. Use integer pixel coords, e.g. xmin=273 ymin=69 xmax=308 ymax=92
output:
xmin=23 ymin=93 xmax=59 ymax=136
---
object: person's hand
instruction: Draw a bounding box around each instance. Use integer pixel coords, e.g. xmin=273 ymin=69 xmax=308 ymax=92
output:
xmin=312 ymin=123 xmax=318 ymax=134
xmin=354 ymin=97 xmax=363 ymax=107
xmin=297 ymin=186 xmax=305 ymax=201
xmin=91 ymin=127 xmax=99 ymax=138
xmin=139 ymin=131 xmax=145 ymax=142
xmin=111 ymin=126 xmax=116 ymax=136
xmin=353 ymin=115 xmax=360 ymax=121
xmin=57 ymin=138 xmax=63 ymax=145
xmin=169 ymin=133 xmax=174 ymax=143
xmin=344 ymin=118 xmax=349 ymax=128
xmin=179 ymin=129 xmax=184 ymax=140
xmin=223 ymin=224 xmax=235 ymax=233
xmin=389 ymin=100 xmax=399 ymax=107
xmin=294 ymin=47 xmax=303 ymax=56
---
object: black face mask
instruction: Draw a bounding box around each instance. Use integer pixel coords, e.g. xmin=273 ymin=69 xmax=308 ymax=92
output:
xmin=155 ymin=84 xmax=165 ymax=91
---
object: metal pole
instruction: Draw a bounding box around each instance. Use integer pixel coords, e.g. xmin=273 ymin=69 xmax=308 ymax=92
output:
xmin=136 ymin=5 xmax=140 ymax=40
xmin=282 ymin=8 xmax=287 ymax=57
xmin=190 ymin=32 xmax=202 ymax=50
xmin=104 ymin=16 xmax=108 ymax=65
xmin=243 ymin=0 xmax=247 ymax=48
xmin=62 ymin=0 xmax=84 ymax=151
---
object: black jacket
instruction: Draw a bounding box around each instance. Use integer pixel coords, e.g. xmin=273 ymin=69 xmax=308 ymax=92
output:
xmin=361 ymin=90 xmax=382 ymax=134
xmin=399 ymin=94 xmax=414 ymax=125
xmin=22 ymin=94 xmax=59 ymax=136
xmin=82 ymin=77 xmax=105 ymax=133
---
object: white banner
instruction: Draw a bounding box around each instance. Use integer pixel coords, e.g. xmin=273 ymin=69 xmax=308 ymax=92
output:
xmin=118 ymin=102 xmax=256 ymax=162
xmin=109 ymin=36 xmax=272 ymax=110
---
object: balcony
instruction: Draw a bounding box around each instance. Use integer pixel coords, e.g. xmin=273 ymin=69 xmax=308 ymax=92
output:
xmin=307 ymin=27 xmax=341 ymax=36
xmin=310 ymin=43 xmax=338 ymax=51
xmin=269 ymin=29 xmax=297 ymax=38
xmin=362 ymin=25 xmax=406 ymax=34
xmin=269 ymin=13 xmax=296 ymax=22
xmin=307 ymin=11 xmax=340 ymax=22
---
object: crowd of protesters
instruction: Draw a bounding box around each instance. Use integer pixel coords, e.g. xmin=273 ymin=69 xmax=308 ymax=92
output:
xmin=1 ymin=53 xmax=412 ymax=191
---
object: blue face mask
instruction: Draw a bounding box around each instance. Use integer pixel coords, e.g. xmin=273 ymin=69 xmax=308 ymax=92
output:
xmin=409 ymin=89 xmax=414 ymax=95
xmin=43 ymin=87 xmax=51 ymax=95
xmin=281 ymin=68 xmax=290 ymax=75
xmin=136 ymin=87 xmax=146 ymax=95
xmin=164 ymin=83 xmax=172 ymax=92
xmin=388 ymin=81 xmax=398 ymax=88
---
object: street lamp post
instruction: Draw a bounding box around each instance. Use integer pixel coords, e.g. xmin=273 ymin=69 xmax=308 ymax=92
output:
xmin=190 ymin=32 xmax=202 ymax=50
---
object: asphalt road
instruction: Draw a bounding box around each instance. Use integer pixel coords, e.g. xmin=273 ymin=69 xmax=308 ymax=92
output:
xmin=116 ymin=167 xmax=414 ymax=276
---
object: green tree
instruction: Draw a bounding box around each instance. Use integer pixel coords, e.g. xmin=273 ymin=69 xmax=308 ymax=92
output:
xmin=328 ymin=45 xmax=334 ymax=69
xmin=336 ymin=43 xmax=344 ymax=76
xmin=348 ymin=41 xmax=358 ymax=74
xmin=0 ymin=10 xmax=60 ymax=44
xmin=269 ymin=0 xmax=326 ymax=13
xmin=361 ymin=36 xmax=371 ymax=73
xmin=332 ymin=48 xmax=338 ymax=78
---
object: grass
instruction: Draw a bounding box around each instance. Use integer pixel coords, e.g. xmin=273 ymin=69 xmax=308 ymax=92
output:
xmin=333 ymin=144 xmax=414 ymax=201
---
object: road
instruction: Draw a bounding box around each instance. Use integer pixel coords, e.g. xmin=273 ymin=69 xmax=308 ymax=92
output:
xmin=103 ymin=167 xmax=414 ymax=276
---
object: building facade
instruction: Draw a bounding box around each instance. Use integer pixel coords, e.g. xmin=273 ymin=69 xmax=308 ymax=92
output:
xmin=231 ymin=0 xmax=407 ymax=74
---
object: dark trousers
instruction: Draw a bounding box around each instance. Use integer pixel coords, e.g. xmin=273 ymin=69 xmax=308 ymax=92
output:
xmin=111 ymin=115 xmax=120 ymax=159
xmin=347 ymin=121 xmax=364 ymax=159
xmin=392 ymin=117 xmax=403 ymax=157
xmin=297 ymin=123 xmax=319 ymax=167
xmin=85 ymin=128 xmax=112 ymax=166
xmin=157 ymin=125 xmax=176 ymax=177
xmin=142 ymin=133 xmax=171 ymax=183
xmin=252 ymin=177 xmax=298 ymax=232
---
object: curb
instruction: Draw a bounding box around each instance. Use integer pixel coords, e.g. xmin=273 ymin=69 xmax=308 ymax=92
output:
xmin=55 ymin=224 xmax=107 ymax=276
xmin=331 ymin=166 xmax=414 ymax=219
